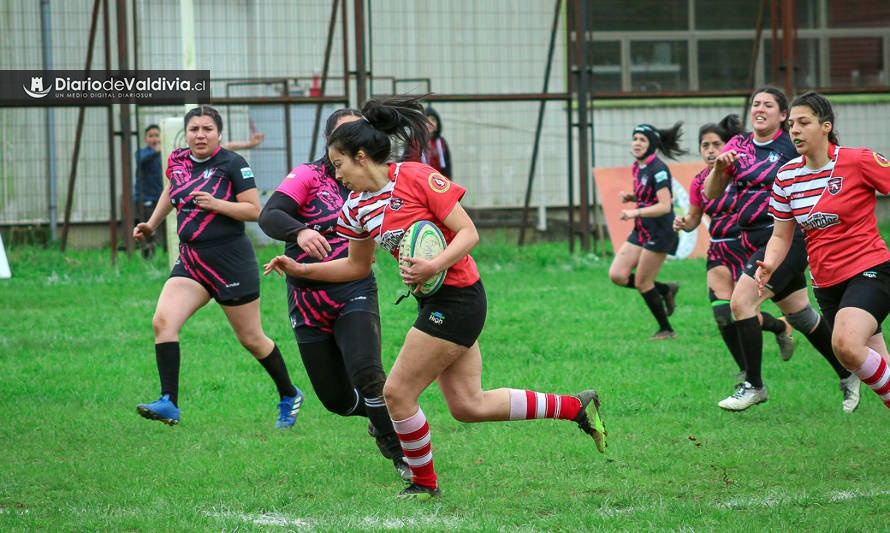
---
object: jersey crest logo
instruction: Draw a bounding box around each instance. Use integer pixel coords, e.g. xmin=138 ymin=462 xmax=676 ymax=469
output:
xmin=428 ymin=173 xmax=450 ymax=193
xmin=389 ymin=197 xmax=404 ymax=211
xmin=201 ymin=168 xmax=216 ymax=180
xmin=827 ymin=176 xmax=843 ymax=195
xmin=769 ymin=152 xmax=780 ymax=163
xmin=874 ymin=152 xmax=890 ymax=167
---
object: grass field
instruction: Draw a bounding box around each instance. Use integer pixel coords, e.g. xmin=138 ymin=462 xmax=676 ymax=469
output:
xmin=1 ymin=236 xmax=889 ymax=532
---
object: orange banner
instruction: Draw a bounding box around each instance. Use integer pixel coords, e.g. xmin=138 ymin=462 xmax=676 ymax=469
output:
xmin=594 ymin=162 xmax=710 ymax=258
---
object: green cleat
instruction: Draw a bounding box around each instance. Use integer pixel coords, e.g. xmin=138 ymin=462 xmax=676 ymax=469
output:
xmin=574 ymin=390 xmax=607 ymax=453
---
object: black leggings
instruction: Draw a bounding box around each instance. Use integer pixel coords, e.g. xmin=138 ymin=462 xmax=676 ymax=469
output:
xmin=296 ymin=311 xmax=386 ymax=416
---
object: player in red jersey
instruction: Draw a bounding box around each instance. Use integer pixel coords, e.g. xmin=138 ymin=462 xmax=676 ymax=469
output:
xmin=265 ymin=95 xmax=606 ymax=500
xmin=756 ymin=91 xmax=890 ymax=410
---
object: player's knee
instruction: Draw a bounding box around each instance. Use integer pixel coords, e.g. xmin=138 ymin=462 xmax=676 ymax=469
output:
xmin=317 ymin=388 xmax=361 ymax=417
xmin=831 ymin=333 xmax=859 ymax=368
xmin=353 ymin=367 xmax=386 ymax=399
xmin=712 ymin=301 xmax=733 ymax=327
xmin=448 ymin=402 xmax=480 ymax=423
xmin=784 ymin=305 xmax=820 ymax=334
xmin=608 ymin=271 xmax=627 ymax=287
xmin=151 ymin=313 xmax=174 ymax=338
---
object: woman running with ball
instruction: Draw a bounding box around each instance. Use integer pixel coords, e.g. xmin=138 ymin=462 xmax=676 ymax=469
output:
xmin=265 ymin=95 xmax=606 ymax=500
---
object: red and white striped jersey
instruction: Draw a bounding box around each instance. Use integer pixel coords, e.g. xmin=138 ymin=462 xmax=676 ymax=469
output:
xmin=338 ymin=161 xmax=480 ymax=288
xmin=771 ymin=144 xmax=890 ymax=287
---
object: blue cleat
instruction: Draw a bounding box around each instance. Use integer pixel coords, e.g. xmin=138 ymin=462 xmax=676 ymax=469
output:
xmin=136 ymin=394 xmax=180 ymax=426
xmin=276 ymin=388 xmax=304 ymax=429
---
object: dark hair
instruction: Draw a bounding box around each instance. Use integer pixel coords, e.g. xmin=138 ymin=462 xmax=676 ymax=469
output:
xmin=144 ymin=124 xmax=160 ymax=135
xmin=790 ymin=91 xmax=839 ymax=144
xmin=425 ymin=106 xmax=443 ymax=138
xmin=327 ymin=95 xmax=430 ymax=164
xmin=184 ymin=105 xmax=223 ymax=133
xmin=698 ymin=114 xmax=743 ymax=144
xmin=633 ymin=122 xmax=688 ymax=160
xmin=751 ymin=86 xmax=789 ymax=131
xmin=324 ymin=108 xmax=362 ymax=138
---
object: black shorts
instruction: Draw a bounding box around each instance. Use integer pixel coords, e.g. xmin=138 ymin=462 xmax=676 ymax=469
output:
xmin=413 ymin=280 xmax=487 ymax=348
xmin=627 ymin=218 xmax=679 ymax=255
xmin=706 ymin=238 xmax=747 ymax=280
xmin=739 ymin=225 xmax=773 ymax=257
xmin=743 ymin=227 xmax=808 ymax=301
xmin=171 ymin=233 xmax=260 ymax=306
xmin=288 ymin=275 xmax=380 ymax=343
xmin=813 ymin=261 xmax=890 ymax=333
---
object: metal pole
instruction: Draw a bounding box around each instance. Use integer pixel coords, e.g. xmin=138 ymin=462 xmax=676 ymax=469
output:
xmin=309 ymin=0 xmax=341 ymax=161
xmin=40 ymin=0 xmax=57 ymax=242
xmin=518 ymin=0 xmax=562 ymax=247
xmin=116 ymin=0 xmax=133 ymax=261
xmin=353 ymin=0 xmax=368 ymax=106
xmin=60 ymin=0 xmax=102 ymax=252
xmin=572 ymin=0 xmax=591 ymax=253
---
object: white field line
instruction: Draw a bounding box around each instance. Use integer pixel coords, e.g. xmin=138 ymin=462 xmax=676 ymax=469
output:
xmin=201 ymin=487 xmax=890 ymax=529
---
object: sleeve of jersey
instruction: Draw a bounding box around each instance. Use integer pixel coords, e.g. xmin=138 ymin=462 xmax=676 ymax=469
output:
xmin=688 ymin=172 xmax=705 ymax=208
xmin=721 ymin=135 xmax=744 ymax=177
xmin=165 ymin=148 xmax=189 ymax=181
xmin=414 ymin=167 xmax=466 ymax=221
xmin=652 ymin=165 xmax=672 ymax=192
xmin=860 ymin=148 xmax=890 ymax=195
xmin=769 ymin=168 xmax=793 ymax=220
xmin=228 ymin=153 xmax=258 ymax=195
xmin=336 ymin=196 xmax=371 ymax=240
xmin=275 ymin=164 xmax=313 ymax=205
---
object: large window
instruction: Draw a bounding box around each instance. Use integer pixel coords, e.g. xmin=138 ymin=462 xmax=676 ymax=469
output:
xmin=578 ymin=0 xmax=890 ymax=94
xmin=630 ymin=41 xmax=688 ymax=92
xmin=588 ymin=1 xmax=687 ymax=32
xmin=698 ymin=39 xmax=755 ymax=91
xmin=829 ymin=38 xmax=885 ymax=87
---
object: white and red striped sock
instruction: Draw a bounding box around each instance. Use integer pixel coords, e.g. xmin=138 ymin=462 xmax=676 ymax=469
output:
xmin=392 ymin=407 xmax=436 ymax=488
xmin=853 ymin=348 xmax=890 ymax=409
xmin=508 ymin=389 xmax=582 ymax=421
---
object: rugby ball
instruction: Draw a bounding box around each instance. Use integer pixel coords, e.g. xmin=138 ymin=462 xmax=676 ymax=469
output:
xmin=398 ymin=220 xmax=447 ymax=297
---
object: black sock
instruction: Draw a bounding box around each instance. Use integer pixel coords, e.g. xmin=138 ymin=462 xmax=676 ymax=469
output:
xmin=735 ymin=316 xmax=764 ymax=387
xmin=156 ymin=342 xmax=180 ymax=406
xmin=713 ymin=303 xmax=745 ymax=371
xmin=802 ymin=317 xmax=851 ymax=379
xmin=365 ymin=397 xmax=403 ymax=458
xmin=258 ymin=344 xmax=298 ymax=398
xmin=625 ymin=273 xmax=636 ymax=289
xmin=641 ymin=288 xmax=672 ymax=331
xmin=654 ymin=280 xmax=669 ymax=296
xmin=760 ymin=312 xmax=785 ymax=334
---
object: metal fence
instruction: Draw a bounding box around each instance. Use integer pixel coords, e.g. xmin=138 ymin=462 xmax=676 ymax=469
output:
xmin=2 ymin=0 xmax=889 ymax=250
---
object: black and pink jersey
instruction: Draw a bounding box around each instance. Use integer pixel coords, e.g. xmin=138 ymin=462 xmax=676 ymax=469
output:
xmin=166 ymin=146 xmax=257 ymax=243
xmin=631 ymin=153 xmax=674 ymax=232
xmin=689 ymin=167 xmax=740 ymax=240
xmin=275 ymin=158 xmax=351 ymax=263
xmin=721 ymin=130 xmax=797 ymax=230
